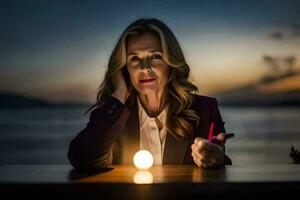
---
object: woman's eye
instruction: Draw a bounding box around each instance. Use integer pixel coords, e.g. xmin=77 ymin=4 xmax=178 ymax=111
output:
xmin=131 ymin=56 xmax=140 ymax=62
xmin=151 ymin=55 xmax=162 ymax=59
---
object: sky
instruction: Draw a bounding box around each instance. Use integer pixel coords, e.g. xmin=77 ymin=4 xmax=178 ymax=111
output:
xmin=1 ymin=0 xmax=300 ymax=103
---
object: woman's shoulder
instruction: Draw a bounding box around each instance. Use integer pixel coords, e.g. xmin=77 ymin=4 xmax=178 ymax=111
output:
xmin=191 ymin=93 xmax=219 ymax=105
xmin=190 ymin=94 xmax=221 ymax=117
xmin=190 ymin=93 xmax=221 ymax=113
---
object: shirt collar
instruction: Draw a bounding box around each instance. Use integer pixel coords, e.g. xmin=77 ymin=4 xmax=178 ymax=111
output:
xmin=137 ymin=97 xmax=168 ymax=131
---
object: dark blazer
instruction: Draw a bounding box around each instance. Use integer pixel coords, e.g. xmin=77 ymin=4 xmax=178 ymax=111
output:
xmin=68 ymin=94 xmax=232 ymax=171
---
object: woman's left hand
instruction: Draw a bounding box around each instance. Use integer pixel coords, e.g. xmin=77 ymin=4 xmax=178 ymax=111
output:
xmin=191 ymin=133 xmax=226 ymax=168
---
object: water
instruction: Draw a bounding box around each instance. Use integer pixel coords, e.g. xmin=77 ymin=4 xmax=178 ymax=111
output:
xmin=0 ymin=107 xmax=89 ymax=164
xmin=221 ymin=107 xmax=300 ymax=165
xmin=0 ymin=106 xmax=299 ymax=165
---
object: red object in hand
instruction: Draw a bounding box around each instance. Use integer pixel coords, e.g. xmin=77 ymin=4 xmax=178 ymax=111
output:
xmin=210 ymin=136 xmax=223 ymax=145
xmin=208 ymin=122 xmax=222 ymax=145
xmin=208 ymin=122 xmax=214 ymax=141
xmin=208 ymin=122 xmax=235 ymax=146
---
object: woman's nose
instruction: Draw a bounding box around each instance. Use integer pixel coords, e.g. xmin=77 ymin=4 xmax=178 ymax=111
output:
xmin=140 ymin=58 xmax=150 ymax=69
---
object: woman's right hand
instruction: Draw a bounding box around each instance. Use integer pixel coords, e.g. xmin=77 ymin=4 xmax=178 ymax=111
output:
xmin=111 ymin=69 xmax=130 ymax=104
xmin=191 ymin=133 xmax=226 ymax=168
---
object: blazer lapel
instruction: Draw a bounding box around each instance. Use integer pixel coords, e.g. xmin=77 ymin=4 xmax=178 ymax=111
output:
xmin=163 ymin=132 xmax=189 ymax=164
xmin=121 ymin=98 xmax=192 ymax=165
xmin=120 ymin=100 xmax=140 ymax=164
xmin=163 ymin=97 xmax=198 ymax=164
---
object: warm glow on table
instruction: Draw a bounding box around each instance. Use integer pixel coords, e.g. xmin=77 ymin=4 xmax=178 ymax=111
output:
xmin=0 ymin=164 xmax=300 ymax=200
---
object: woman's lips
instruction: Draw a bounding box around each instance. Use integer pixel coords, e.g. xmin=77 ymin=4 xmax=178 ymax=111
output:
xmin=139 ymin=78 xmax=156 ymax=83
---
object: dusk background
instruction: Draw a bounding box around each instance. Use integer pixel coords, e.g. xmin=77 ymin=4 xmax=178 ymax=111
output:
xmin=0 ymin=0 xmax=300 ymax=165
xmin=1 ymin=0 xmax=300 ymax=103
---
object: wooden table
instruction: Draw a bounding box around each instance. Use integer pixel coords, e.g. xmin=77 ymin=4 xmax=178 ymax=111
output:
xmin=0 ymin=164 xmax=299 ymax=199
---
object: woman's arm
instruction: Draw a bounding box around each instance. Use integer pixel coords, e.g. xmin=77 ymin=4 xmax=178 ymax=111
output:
xmin=67 ymin=96 xmax=130 ymax=171
xmin=211 ymin=98 xmax=232 ymax=165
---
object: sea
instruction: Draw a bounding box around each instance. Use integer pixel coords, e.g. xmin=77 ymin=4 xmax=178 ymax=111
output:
xmin=0 ymin=106 xmax=300 ymax=165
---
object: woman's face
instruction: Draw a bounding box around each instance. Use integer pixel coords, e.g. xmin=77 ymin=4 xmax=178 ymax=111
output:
xmin=126 ymin=32 xmax=170 ymax=95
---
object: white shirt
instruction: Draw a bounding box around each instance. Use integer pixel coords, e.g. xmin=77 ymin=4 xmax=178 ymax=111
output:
xmin=137 ymin=97 xmax=168 ymax=165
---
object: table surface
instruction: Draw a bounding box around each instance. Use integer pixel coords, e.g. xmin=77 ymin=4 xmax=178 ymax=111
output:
xmin=1 ymin=164 xmax=300 ymax=200
xmin=0 ymin=164 xmax=300 ymax=183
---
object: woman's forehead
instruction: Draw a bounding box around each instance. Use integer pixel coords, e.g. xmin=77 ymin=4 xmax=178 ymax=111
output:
xmin=127 ymin=32 xmax=162 ymax=55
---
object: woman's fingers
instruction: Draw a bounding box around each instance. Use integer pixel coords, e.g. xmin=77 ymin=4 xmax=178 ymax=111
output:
xmin=191 ymin=144 xmax=206 ymax=160
xmin=193 ymin=154 xmax=222 ymax=168
xmin=195 ymin=137 xmax=223 ymax=155
xmin=111 ymin=69 xmax=130 ymax=103
xmin=191 ymin=137 xmax=224 ymax=168
xmin=112 ymin=70 xmax=127 ymax=90
xmin=193 ymin=155 xmax=216 ymax=168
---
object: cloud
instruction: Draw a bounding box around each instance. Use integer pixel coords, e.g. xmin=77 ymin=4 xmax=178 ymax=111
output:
xmin=263 ymin=55 xmax=280 ymax=71
xmin=269 ymin=31 xmax=284 ymax=40
xmin=290 ymin=23 xmax=300 ymax=37
xmin=269 ymin=23 xmax=300 ymax=40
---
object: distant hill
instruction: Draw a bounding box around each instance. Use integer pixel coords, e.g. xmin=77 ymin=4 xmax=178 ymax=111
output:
xmin=216 ymin=72 xmax=300 ymax=107
xmin=3 ymin=72 xmax=300 ymax=108
xmin=0 ymin=93 xmax=91 ymax=108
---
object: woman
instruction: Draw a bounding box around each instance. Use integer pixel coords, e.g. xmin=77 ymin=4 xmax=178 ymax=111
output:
xmin=68 ymin=18 xmax=232 ymax=171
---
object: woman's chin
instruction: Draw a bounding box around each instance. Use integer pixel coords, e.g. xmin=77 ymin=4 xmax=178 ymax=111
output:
xmin=137 ymin=85 xmax=159 ymax=94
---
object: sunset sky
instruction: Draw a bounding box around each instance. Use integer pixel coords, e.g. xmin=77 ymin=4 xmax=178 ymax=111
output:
xmin=1 ymin=0 xmax=300 ymax=103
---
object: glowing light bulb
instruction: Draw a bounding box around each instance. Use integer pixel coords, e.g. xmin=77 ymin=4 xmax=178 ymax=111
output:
xmin=133 ymin=150 xmax=154 ymax=170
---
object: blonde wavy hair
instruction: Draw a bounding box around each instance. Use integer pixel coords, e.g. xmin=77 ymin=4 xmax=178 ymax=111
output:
xmin=87 ymin=18 xmax=200 ymax=140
